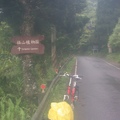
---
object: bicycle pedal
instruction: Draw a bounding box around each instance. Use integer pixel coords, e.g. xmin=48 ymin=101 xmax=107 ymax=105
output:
xmin=74 ymin=96 xmax=78 ymax=100
xmin=63 ymin=95 xmax=69 ymax=101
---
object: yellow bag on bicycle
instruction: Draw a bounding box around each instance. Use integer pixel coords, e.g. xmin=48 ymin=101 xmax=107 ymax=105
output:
xmin=48 ymin=101 xmax=74 ymax=120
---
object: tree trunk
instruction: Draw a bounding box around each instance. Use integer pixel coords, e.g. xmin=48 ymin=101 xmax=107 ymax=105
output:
xmin=22 ymin=55 xmax=37 ymax=98
xmin=51 ymin=25 xmax=57 ymax=69
xmin=107 ymin=43 xmax=112 ymax=53
xmin=19 ymin=0 xmax=37 ymax=98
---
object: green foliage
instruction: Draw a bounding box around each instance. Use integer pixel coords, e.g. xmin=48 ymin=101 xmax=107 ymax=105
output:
xmin=0 ymin=22 xmax=22 ymax=80
xmin=0 ymin=89 xmax=29 ymax=120
xmin=106 ymin=53 xmax=120 ymax=63
xmin=35 ymin=62 xmax=55 ymax=85
xmin=0 ymin=22 xmax=13 ymax=51
xmin=0 ymin=0 xmax=88 ymax=119
xmin=0 ymin=22 xmax=23 ymax=96
xmin=48 ymin=58 xmax=75 ymax=102
xmin=1 ymin=0 xmax=23 ymax=34
xmin=33 ymin=0 xmax=87 ymax=54
xmin=1 ymin=0 xmax=87 ymax=34
xmin=0 ymin=22 xmax=30 ymax=119
xmin=108 ymin=18 xmax=120 ymax=51
xmin=78 ymin=0 xmax=97 ymax=51
xmin=1 ymin=0 xmax=88 ymax=57
xmin=94 ymin=0 xmax=120 ymax=49
xmin=0 ymin=55 xmax=22 ymax=78
xmin=33 ymin=54 xmax=55 ymax=85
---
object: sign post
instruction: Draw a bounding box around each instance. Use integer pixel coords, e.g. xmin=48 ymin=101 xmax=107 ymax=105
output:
xmin=11 ymin=35 xmax=45 ymax=98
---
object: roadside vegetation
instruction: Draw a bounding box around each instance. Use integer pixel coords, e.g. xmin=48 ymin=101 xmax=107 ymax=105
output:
xmin=0 ymin=0 xmax=120 ymax=119
xmin=43 ymin=58 xmax=76 ymax=119
xmin=106 ymin=53 xmax=120 ymax=64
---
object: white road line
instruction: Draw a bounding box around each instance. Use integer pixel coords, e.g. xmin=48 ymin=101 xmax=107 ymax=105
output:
xmin=104 ymin=60 xmax=120 ymax=70
xmin=75 ymin=58 xmax=78 ymax=75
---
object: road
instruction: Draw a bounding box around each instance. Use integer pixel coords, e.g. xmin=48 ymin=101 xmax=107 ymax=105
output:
xmin=74 ymin=56 xmax=120 ymax=120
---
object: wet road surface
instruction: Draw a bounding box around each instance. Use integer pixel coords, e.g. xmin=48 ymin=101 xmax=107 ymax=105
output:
xmin=74 ymin=56 xmax=120 ymax=120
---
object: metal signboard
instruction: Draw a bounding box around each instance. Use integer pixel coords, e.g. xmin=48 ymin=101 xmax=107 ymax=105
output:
xmin=12 ymin=35 xmax=44 ymax=44
xmin=11 ymin=44 xmax=44 ymax=55
xmin=11 ymin=35 xmax=45 ymax=55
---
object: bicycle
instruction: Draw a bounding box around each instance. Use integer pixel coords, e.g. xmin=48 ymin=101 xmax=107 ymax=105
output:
xmin=60 ymin=72 xmax=82 ymax=109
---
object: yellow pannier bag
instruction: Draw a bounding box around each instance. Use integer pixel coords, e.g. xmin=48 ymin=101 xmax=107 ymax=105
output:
xmin=48 ymin=101 xmax=74 ymax=120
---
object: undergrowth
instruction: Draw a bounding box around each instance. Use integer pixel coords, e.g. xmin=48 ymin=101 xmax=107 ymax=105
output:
xmin=106 ymin=53 xmax=120 ymax=63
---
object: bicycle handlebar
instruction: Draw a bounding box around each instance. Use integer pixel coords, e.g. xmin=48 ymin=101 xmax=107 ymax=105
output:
xmin=60 ymin=72 xmax=82 ymax=80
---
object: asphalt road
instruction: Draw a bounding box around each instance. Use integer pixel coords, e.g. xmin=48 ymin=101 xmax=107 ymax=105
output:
xmin=74 ymin=56 xmax=120 ymax=120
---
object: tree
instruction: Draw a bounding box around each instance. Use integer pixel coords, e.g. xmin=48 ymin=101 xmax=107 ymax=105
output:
xmin=0 ymin=0 xmax=87 ymax=99
xmin=1 ymin=0 xmax=39 ymax=98
xmin=108 ymin=18 xmax=120 ymax=51
xmin=94 ymin=0 xmax=120 ymax=50
xmin=78 ymin=0 xmax=97 ymax=51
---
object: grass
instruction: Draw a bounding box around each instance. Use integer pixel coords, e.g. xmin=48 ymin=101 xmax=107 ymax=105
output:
xmin=106 ymin=53 xmax=120 ymax=63
xmin=0 ymin=86 xmax=34 ymax=120
xmin=0 ymin=96 xmax=29 ymax=120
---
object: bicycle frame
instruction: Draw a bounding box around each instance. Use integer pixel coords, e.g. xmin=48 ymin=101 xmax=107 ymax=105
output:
xmin=60 ymin=72 xmax=82 ymax=109
xmin=66 ymin=75 xmax=79 ymax=104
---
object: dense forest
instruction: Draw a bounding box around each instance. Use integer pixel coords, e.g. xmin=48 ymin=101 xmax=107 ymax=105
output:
xmin=0 ymin=0 xmax=120 ymax=119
